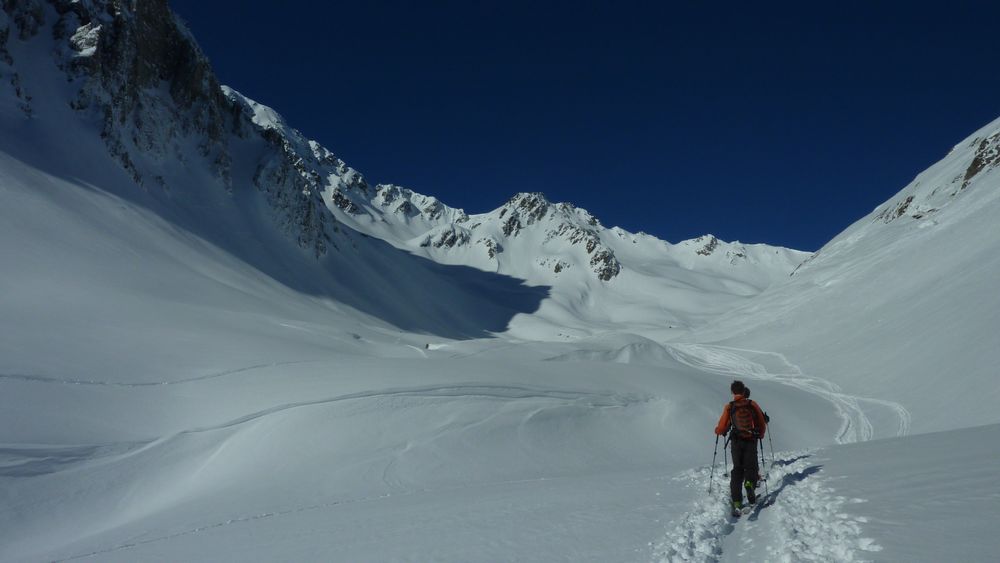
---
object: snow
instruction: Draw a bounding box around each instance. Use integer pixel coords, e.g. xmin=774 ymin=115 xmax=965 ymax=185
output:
xmin=2 ymin=3 xmax=1000 ymax=562
xmin=68 ymin=22 xmax=100 ymax=57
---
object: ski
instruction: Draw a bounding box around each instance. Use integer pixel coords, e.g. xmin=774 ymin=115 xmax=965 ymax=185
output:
xmin=730 ymin=502 xmax=745 ymax=518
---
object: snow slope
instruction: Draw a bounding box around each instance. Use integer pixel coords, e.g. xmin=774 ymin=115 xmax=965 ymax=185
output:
xmin=686 ymin=116 xmax=1000 ymax=435
xmin=2 ymin=1 xmax=1000 ymax=562
xmin=0 ymin=333 xmax=840 ymax=562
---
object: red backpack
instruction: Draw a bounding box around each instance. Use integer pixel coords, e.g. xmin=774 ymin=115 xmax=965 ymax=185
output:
xmin=729 ymin=399 xmax=759 ymax=440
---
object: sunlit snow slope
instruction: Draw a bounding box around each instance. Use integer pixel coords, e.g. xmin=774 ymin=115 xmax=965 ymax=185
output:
xmin=687 ymin=116 xmax=1000 ymax=435
xmin=2 ymin=2 xmax=999 ymax=563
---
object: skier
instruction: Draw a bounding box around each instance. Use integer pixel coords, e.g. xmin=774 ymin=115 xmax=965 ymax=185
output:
xmin=714 ymin=380 xmax=767 ymax=516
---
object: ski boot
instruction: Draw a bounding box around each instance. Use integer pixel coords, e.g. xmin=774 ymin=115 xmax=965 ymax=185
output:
xmin=744 ymin=480 xmax=757 ymax=505
xmin=731 ymin=500 xmax=743 ymax=518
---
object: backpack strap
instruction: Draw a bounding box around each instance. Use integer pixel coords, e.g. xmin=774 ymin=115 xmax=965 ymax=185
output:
xmin=747 ymin=400 xmax=759 ymax=438
xmin=727 ymin=400 xmax=736 ymax=435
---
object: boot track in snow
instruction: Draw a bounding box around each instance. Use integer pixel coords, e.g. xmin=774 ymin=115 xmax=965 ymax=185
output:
xmin=652 ymin=452 xmax=882 ymax=562
xmin=649 ymin=343 xmax=904 ymax=561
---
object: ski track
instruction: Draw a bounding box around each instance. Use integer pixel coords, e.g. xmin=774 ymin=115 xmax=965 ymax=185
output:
xmin=649 ymin=343 xmax=904 ymax=562
xmin=652 ymin=452 xmax=882 ymax=563
xmin=0 ymin=384 xmax=649 ymax=478
xmin=15 ymin=382 xmax=652 ymax=560
xmin=0 ymin=360 xmax=324 ymax=387
xmin=666 ymin=344 xmax=911 ymax=443
xmin=172 ymin=383 xmax=648 ymax=435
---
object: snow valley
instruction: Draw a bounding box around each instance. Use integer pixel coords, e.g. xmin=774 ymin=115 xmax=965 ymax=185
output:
xmin=1 ymin=2 xmax=999 ymax=562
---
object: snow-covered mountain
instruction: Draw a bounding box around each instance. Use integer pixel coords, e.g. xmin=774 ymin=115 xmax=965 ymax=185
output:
xmin=225 ymin=78 xmax=810 ymax=337
xmin=2 ymin=0 xmax=808 ymax=341
xmin=2 ymin=2 xmax=1000 ymax=562
xmin=688 ymin=115 xmax=1000 ymax=436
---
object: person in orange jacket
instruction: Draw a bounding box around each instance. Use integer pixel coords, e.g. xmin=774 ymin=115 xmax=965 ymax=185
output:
xmin=715 ymin=380 xmax=767 ymax=513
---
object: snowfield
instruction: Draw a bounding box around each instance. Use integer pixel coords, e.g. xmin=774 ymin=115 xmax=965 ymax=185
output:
xmin=2 ymin=2 xmax=1000 ymax=561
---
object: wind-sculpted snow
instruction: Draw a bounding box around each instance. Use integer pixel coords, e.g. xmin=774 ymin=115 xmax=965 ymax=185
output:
xmin=543 ymin=334 xmax=681 ymax=365
xmin=169 ymin=383 xmax=651 ymax=435
xmin=0 ymin=355 xmax=701 ymax=561
xmin=0 ymin=383 xmax=647 ymax=477
xmin=0 ymin=442 xmax=147 ymax=478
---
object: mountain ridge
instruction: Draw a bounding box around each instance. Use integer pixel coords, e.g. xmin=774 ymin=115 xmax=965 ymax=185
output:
xmin=0 ymin=0 xmax=808 ymax=339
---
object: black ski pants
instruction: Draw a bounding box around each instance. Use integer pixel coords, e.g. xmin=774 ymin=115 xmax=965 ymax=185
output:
xmin=729 ymin=437 xmax=759 ymax=503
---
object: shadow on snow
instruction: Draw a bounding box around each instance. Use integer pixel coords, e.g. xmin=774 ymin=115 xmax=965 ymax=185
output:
xmin=0 ymin=127 xmax=551 ymax=340
xmin=748 ymin=462 xmax=823 ymax=522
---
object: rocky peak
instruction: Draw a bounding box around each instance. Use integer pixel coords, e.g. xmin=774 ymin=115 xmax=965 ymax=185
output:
xmin=2 ymin=0 xmax=348 ymax=258
xmin=371 ymin=184 xmax=468 ymax=223
xmin=496 ymin=192 xmax=550 ymax=236
xmin=694 ymin=235 xmax=720 ymax=256
xmin=481 ymin=193 xmax=618 ymax=280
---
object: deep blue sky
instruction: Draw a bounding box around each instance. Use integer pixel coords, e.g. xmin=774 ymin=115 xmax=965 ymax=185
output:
xmin=171 ymin=1 xmax=1000 ymax=251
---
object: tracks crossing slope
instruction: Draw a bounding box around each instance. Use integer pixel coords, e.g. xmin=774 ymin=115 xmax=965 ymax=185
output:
xmin=666 ymin=343 xmax=910 ymax=443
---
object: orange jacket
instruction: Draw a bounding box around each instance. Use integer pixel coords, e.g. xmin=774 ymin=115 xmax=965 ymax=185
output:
xmin=715 ymin=394 xmax=767 ymax=438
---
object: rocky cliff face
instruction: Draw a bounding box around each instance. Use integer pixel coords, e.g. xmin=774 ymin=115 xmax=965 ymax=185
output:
xmin=1 ymin=0 xmax=345 ymax=258
xmin=0 ymin=1 xmax=44 ymax=115
xmin=53 ymin=0 xmax=233 ymax=186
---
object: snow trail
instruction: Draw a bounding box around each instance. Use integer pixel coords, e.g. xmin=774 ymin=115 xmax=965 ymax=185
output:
xmin=649 ymin=343 xmax=902 ymax=562
xmin=666 ymin=344 xmax=911 ymax=443
xmin=652 ymin=452 xmax=881 ymax=562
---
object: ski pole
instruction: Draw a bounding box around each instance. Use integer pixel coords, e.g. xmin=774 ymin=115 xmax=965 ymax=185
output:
xmin=723 ymin=434 xmax=729 ymax=484
xmin=765 ymin=411 xmax=775 ymax=466
xmin=708 ymin=434 xmax=719 ymax=494
xmin=768 ymin=427 xmax=776 ymax=467
xmin=759 ymin=436 xmax=769 ymax=499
